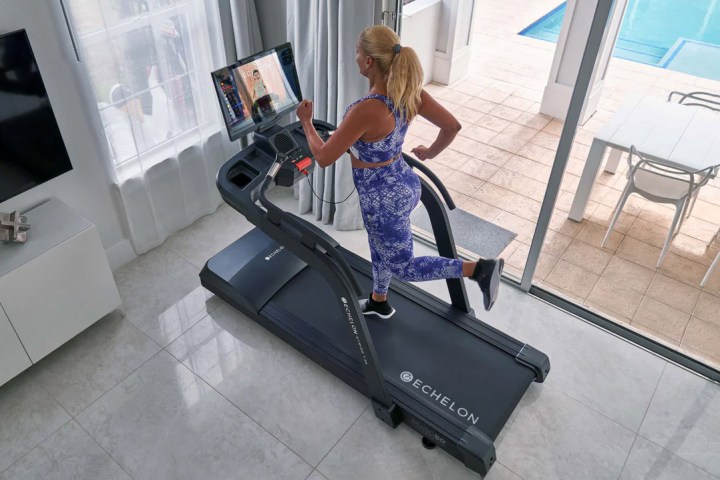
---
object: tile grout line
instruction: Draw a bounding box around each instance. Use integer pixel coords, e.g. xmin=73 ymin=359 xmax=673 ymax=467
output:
xmin=639 ymin=433 xmax=720 ymax=480
xmin=75 ymin=419 xmax=139 ymax=480
xmin=161 ymin=346 xmax=316 ymax=471
xmin=637 ymin=361 xmax=667 ymax=440
xmin=509 ymin=383 xmax=642 ymax=479
xmin=0 ymin=415 xmax=72 ymax=477
xmin=635 ymin=360 xmax=720 ymax=477
xmin=0 ymin=319 xmax=164 ymax=477
xmin=495 ymin=460 xmax=529 ymax=480
xmin=632 ymin=272 xmax=699 ymax=345
xmin=161 ymin=242 xmax=207 ymax=272
xmin=544 ymin=382 xmax=642 ymax=444
xmin=527 ymin=290 xmax=696 ymax=380
xmin=677 ymin=287 xmax=705 ymax=350
xmin=311 ymin=404 xmax=372 ymax=475
xmin=582 ymin=230 xmax=650 ymax=322
xmin=70 ymin=348 xmax=165 ymax=422
xmin=33 ymin=336 xmax=209 ymax=480
xmin=608 ymin=236 xmax=709 ymax=328
xmin=615 ymin=433 xmax=640 ymax=480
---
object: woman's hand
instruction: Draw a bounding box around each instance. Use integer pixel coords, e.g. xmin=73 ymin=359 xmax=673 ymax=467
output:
xmin=296 ymin=99 xmax=313 ymax=123
xmin=411 ymin=145 xmax=435 ymax=161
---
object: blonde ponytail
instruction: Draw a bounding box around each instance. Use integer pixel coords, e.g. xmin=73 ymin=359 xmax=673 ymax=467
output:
xmin=359 ymin=25 xmax=424 ymax=122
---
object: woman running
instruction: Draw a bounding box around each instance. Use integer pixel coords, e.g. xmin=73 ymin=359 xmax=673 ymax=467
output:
xmin=296 ymin=25 xmax=503 ymax=318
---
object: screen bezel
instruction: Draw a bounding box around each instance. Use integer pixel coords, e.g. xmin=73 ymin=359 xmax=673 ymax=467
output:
xmin=212 ymin=42 xmax=303 ymax=141
xmin=0 ymin=28 xmax=73 ymax=204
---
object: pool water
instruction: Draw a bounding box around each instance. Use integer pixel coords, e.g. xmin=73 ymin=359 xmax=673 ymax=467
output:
xmin=519 ymin=0 xmax=720 ymax=80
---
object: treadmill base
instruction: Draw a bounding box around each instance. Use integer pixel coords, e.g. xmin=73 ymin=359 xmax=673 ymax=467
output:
xmin=201 ymin=227 xmax=539 ymax=478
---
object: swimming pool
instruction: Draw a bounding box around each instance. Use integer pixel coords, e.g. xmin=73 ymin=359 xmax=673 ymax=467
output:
xmin=519 ymin=0 xmax=720 ymax=81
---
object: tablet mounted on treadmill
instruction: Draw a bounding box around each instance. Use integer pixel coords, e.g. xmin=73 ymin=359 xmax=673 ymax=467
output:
xmin=204 ymin=42 xmax=550 ymax=479
xmin=211 ymin=43 xmax=314 ymax=185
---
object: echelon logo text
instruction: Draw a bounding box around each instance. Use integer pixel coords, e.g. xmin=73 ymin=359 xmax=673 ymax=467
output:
xmin=400 ymin=371 xmax=479 ymax=425
xmin=264 ymin=246 xmax=285 ymax=261
xmin=340 ymin=296 xmax=367 ymax=365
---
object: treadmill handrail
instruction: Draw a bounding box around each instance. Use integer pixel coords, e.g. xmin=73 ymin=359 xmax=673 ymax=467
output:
xmin=404 ymin=153 xmax=456 ymax=210
xmin=255 ymin=163 xmax=363 ymax=297
xmin=402 ymin=155 xmax=472 ymax=313
xmin=239 ymin=166 xmax=399 ymax=412
xmin=247 ymin=156 xmax=397 ymax=414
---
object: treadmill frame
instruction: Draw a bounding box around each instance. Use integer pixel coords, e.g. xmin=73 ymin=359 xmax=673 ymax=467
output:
xmin=200 ymin=120 xmax=549 ymax=477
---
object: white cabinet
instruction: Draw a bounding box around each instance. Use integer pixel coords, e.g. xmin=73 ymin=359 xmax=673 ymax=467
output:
xmin=0 ymin=304 xmax=31 ymax=386
xmin=0 ymin=198 xmax=122 ymax=384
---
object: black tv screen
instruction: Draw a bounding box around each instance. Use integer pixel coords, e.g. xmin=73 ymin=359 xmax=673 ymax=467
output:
xmin=211 ymin=43 xmax=303 ymax=141
xmin=0 ymin=29 xmax=73 ymax=204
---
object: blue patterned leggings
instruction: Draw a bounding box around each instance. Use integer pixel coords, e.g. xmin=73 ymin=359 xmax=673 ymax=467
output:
xmin=352 ymin=159 xmax=464 ymax=295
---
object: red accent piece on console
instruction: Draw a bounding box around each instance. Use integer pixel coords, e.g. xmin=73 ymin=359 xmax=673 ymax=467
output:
xmin=295 ymin=157 xmax=312 ymax=171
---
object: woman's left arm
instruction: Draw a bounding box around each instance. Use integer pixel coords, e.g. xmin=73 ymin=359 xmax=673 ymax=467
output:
xmin=296 ymin=99 xmax=367 ymax=168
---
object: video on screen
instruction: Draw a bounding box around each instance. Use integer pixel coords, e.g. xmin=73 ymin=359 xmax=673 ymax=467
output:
xmin=213 ymin=46 xmax=301 ymax=139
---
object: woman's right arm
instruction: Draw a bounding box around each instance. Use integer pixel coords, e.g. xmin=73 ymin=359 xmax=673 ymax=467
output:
xmin=297 ymin=99 xmax=367 ymax=168
xmin=411 ymin=89 xmax=462 ymax=161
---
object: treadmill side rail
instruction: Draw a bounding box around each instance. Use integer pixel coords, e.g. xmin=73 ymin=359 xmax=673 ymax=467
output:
xmin=516 ymin=344 xmax=551 ymax=383
xmin=458 ymin=426 xmax=496 ymax=476
xmin=399 ymin=403 xmax=496 ymax=477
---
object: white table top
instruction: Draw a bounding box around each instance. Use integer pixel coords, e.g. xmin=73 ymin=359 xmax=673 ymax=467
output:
xmin=596 ymin=96 xmax=720 ymax=172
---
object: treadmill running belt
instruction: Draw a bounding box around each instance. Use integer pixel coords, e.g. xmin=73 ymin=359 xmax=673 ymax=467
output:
xmin=263 ymin=251 xmax=535 ymax=441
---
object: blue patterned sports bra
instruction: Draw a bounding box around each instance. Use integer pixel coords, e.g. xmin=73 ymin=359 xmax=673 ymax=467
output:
xmin=344 ymin=93 xmax=409 ymax=164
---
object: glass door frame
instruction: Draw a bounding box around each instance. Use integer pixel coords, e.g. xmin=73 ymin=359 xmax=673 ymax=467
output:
xmin=375 ymin=0 xmax=403 ymax=32
xmin=516 ymin=0 xmax=720 ymax=382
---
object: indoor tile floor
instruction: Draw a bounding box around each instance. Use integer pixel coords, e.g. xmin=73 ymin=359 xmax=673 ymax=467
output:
xmin=401 ymin=0 xmax=720 ymax=369
xmin=1 ymin=188 xmax=719 ymax=480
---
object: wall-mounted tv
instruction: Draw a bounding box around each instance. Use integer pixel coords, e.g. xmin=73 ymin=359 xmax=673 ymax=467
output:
xmin=0 ymin=29 xmax=73 ymax=204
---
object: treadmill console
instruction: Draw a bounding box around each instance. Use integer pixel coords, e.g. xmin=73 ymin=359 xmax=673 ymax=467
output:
xmin=225 ymin=120 xmax=333 ymax=191
xmin=276 ymin=146 xmax=314 ymax=187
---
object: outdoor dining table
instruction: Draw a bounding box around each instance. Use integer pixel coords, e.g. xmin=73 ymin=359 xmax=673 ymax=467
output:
xmin=568 ymin=95 xmax=720 ymax=222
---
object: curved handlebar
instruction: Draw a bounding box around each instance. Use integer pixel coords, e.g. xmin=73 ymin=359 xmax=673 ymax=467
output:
xmin=403 ymin=154 xmax=456 ymax=210
xmin=256 ymin=160 xmax=364 ymax=297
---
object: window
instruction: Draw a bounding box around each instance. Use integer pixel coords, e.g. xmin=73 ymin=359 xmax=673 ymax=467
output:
xmin=66 ymin=0 xmax=220 ymax=170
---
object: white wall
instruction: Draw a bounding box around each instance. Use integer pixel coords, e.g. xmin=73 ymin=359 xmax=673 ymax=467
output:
xmin=401 ymin=0 xmax=442 ymax=85
xmin=0 ymin=1 xmax=133 ymax=269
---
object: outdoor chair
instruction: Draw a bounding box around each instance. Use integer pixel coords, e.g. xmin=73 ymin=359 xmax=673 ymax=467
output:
xmin=702 ymin=252 xmax=720 ymax=288
xmin=602 ymin=145 xmax=714 ymax=268
xmin=701 ymin=229 xmax=720 ymax=288
xmin=667 ymin=91 xmax=720 ymax=112
xmin=668 ymin=91 xmax=720 ymax=179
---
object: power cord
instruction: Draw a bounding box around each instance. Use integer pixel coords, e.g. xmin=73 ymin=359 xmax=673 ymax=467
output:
xmin=295 ymin=128 xmax=356 ymax=205
xmin=303 ymin=172 xmax=356 ymax=204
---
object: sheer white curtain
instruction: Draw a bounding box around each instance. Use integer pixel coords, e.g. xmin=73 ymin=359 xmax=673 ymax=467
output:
xmin=287 ymin=0 xmax=374 ymax=230
xmin=65 ymin=0 xmax=236 ymax=254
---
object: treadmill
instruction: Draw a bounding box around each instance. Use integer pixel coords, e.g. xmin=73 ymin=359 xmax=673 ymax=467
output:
xmin=200 ymin=117 xmax=550 ymax=477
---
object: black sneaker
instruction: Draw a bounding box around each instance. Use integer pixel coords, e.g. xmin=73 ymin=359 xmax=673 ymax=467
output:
xmin=471 ymin=258 xmax=504 ymax=311
xmin=358 ymin=294 xmax=396 ymax=319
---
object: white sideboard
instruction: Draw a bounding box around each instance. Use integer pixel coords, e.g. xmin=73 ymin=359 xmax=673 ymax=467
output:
xmin=0 ymin=304 xmax=31 ymax=386
xmin=0 ymin=198 xmax=122 ymax=386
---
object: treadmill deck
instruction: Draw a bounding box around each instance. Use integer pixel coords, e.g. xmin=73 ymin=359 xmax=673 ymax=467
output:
xmin=267 ymin=253 xmax=535 ymax=440
xmin=202 ymin=229 xmax=536 ymax=444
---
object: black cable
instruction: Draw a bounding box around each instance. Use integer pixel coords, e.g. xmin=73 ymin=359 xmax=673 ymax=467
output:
xmin=304 ymin=173 xmax=356 ymax=204
xmin=296 ymin=130 xmax=355 ymax=205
